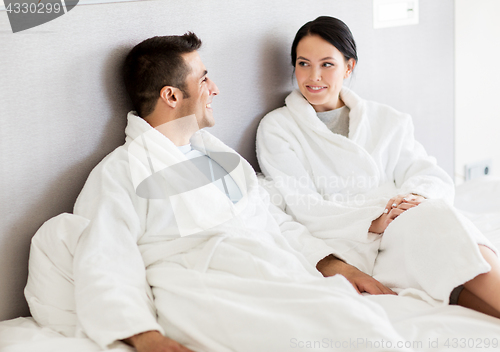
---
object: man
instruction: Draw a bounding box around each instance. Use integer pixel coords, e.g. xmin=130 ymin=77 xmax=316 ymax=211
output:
xmin=73 ymin=33 xmax=399 ymax=352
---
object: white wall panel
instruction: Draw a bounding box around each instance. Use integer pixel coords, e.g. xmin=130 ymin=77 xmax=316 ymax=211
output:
xmin=455 ymin=0 xmax=500 ymax=184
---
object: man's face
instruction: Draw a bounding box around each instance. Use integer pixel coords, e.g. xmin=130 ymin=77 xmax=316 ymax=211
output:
xmin=177 ymin=51 xmax=219 ymax=129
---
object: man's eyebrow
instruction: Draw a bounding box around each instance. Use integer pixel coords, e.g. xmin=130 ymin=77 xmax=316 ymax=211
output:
xmin=200 ymin=70 xmax=208 ymax=79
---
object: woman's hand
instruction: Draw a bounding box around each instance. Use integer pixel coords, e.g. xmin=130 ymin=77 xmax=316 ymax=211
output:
xmin=390 ymin=193 xmax=426 ymax=208
xmin=316 ymin=255 xmax=396 ymax=295
xmin=369 ymin=194 xmax=425 ymax=234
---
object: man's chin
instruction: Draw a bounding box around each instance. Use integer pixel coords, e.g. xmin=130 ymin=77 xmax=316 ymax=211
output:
xmin=204 ymin=116 xmax=215 ymax=128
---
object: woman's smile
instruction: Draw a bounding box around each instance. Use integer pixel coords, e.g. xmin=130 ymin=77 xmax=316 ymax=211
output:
xmin=306 ymin=85 xmax=327 ymax=93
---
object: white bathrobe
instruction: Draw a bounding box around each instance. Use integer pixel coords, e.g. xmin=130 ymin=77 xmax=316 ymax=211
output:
xmin=256 ymin=88 xmax=494 ymax=304
xmin=72 ymin=112 xmax=408 ymax=351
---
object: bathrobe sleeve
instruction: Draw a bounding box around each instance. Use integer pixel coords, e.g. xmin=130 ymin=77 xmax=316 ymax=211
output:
xmin=258 ymin=183 xmax=333 ymax=268
xmin=257 ymin=115 xmax=385 ymax=273
xmin=391 ymin=115 xmax=455 ymax=204
xmin=73 ymin=152 xmax=164 ymax=348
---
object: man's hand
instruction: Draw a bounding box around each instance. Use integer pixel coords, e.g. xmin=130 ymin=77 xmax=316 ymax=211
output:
xmin=369 ymin=194 xmax=425 ymax=234
xmin=123 ymin=330 xmax=194 ymax=352
xmin=316 ymin=255 xmax=396 ymax=295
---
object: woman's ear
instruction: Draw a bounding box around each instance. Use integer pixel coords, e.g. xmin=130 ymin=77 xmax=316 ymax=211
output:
xmin=159 ymin=86 xmax=179 ymax=108
xmin=344 ymin=59 xmax=356 ymax=79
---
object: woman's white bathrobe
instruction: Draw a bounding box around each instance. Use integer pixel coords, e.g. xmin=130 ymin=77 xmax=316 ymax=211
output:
xmin=256 ymin=88 xmax=495 ymax=304
xmin=72 ymin=112 xmax=408 ymax=352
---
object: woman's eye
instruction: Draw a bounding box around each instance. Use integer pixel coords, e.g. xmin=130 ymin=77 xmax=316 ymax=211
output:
xmin=298 ymin=61 xmax=308 ymax=67
xmin=323 ymin=62 xmax=333 ymax=67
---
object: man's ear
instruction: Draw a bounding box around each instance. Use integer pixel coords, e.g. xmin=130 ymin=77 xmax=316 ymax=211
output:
xmin=159 ymin=86 xmax=180 ymax=108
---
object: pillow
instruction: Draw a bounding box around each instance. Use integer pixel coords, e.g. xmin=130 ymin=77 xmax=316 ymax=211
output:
xmin=24 ymin=213 xmax=90 ymax=337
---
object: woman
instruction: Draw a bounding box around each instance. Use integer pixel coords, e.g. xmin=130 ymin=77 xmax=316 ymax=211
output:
xmin=256 ymin=16 xmax=500 ymax=318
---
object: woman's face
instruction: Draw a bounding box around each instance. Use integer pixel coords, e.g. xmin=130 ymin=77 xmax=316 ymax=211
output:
xmin=295 ymin=35 xmax=355 ymax=112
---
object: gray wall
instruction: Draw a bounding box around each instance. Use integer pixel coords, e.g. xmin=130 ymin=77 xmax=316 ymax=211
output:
xmin=0 ymin=0 xmax=454 ymax=321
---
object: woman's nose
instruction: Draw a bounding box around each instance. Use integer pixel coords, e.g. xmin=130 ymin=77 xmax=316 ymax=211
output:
xmin=310 ymin=67 xmax=321 ymax=81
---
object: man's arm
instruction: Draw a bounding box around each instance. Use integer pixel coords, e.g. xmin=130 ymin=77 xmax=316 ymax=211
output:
xmin=73 ymin=156 xmax=164 ymax=348
xmin=123 ymin=331 xmax=194 ymax=352
xmin=259 ymin=184 xmax=392 ymax=294
xmin=316 ymin=255 xmax=395 ymax=295
xmin=260 ymin=180 xmax=395 ymax=295
xmin=259 ymin=184 xmax=334 ymax=268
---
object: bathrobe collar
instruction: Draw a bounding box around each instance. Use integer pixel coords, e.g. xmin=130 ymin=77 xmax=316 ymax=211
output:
xmin=285 ymin=87 xmax=369 ymax=145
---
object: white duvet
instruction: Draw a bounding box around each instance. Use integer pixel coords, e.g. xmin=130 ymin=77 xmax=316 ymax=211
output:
xmin=4 ymin=285 xmax=500 ymax=351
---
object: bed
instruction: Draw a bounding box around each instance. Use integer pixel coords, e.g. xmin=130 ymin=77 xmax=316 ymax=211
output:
xmin=1 ymin=177 xmax=500 ymax=352
xmin=4 ymin=0 xmax=492 ymax=351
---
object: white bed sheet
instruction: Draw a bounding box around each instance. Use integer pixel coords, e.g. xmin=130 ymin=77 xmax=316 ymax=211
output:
xmin=2 ymin=177 xmax=500 ymax=352
xmin=2 ymin=299 xmax=500 ymax=352
xmin=0 ymin=317 xmax=132 ymax=352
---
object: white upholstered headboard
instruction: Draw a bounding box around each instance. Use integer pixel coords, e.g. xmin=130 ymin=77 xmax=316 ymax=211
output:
xmin=0 ymin=0 xmax=454 ymax=320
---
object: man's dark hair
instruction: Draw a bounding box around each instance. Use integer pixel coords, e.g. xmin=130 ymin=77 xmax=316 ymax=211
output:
xmin=123 ymin=32 xmax=202 ymax=117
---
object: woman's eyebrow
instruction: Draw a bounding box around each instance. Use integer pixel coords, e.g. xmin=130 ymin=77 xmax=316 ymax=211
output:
xmin=297 ymin=56 xmax=338 ymax=61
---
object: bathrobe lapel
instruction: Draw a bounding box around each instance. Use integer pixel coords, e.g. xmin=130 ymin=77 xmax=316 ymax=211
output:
xmin=285 ymin=89 xmax=382 ymax=194
xmin=125 ymin=112 xmax=255 ymax=238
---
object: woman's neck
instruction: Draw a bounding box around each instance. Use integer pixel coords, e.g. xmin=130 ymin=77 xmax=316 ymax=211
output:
xmin=313 ymin=97 xmax=345 ymax=113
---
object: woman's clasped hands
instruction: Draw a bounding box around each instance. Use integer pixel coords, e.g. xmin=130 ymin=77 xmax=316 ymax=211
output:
xmin=369 ymin=194 xmax=426 ymax=234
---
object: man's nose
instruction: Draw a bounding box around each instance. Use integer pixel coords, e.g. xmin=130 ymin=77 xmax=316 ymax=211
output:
xmin=209 ymin=79 xmax=219 ymax=96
